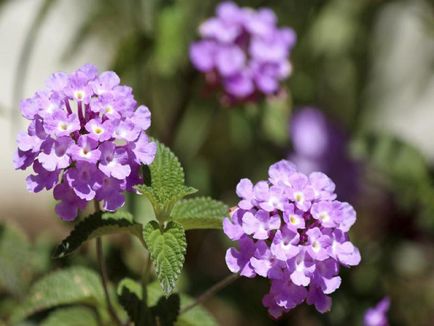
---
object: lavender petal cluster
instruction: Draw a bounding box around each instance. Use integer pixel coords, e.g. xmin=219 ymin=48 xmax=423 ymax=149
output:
xmin=14 ymin=64 xmax=156 ymax=220
xmin=223 ymin=160 xmax=361 ymax=318
xmin=190 ymin=2 xmax=296 ymax=100
xmin=364 ymin=297 xmax=390 ymax=326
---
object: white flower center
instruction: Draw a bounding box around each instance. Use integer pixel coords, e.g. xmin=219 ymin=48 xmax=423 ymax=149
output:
xmin=105 ymin=105 xmax=114 ymax=114
xmin=312 ymin=240 xmax=321 ymax=252
xmin=319 ymin=212 xmax=330 ymax=222
xmin=58 ymin=122 xmax=69 ymax=131
xmin=74 ymin=90 xmax=85 ymax=101
xmin=79 ymin=148 xmax=91 ymax=158
xmin=294 ymin=192 xmax=304 ymax=203
xmin=92 ymin=125 xmax=104 ymax=135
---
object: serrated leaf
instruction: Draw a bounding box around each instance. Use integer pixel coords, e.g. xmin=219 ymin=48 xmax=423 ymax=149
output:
xmin=147 ymin=142 xmax=187 ymax=202
xmin=143 ymin=221 xmax=186 ymax=295
xmin=0 ymin=223 xmax=32 ymax=297
xmin=151 ymin=293 xmax=180 ymax=326
xmin=10 ymin=267 xmax=104 ymax=323
xmin=117 ymin=279 xmax=183 ymax=326
xmin=53 ymin=211 xmax=144 ymax=258
xmin=118 ymin=279 xmax=217 ymax=326
xmin=147 ymin=282 xmax=218 ymax=326
xmin=171 ymin=197 xmax=229 ymax=230
xmin=117 ymin=277 xmax=154 ymax=325
xmin=41 ymin=306 xmax=98 ymax=326
xmin=137 ymin=141 xmax=197 ymax=220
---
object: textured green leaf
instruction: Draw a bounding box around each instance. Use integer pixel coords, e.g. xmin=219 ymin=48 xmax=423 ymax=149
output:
xmin=143 ymin=221 xmax=186 ymax=295
xmin=147 ymin=282 xmax=218 ymax=326
xmin=53 ymin=211 xmax=144 ymax=258
xmin=41 ymin=306 xmax=98 ymax=326
xmin=10 ymin=267 xmax=104 ymax=323
xmin=137 ymin=141 xmax=197 ymax=220
xmin=117 ymin=277 xmax=152 ymax=325
xmin=171 ymin=197 xmax=229 ymax=230
xmin=117 ymin=279 xmax=217 ymax=326
xmin=151 ymin=293 xmax=180 ymax=326
xmin=0 ymin=224 xmax=32 ymax=297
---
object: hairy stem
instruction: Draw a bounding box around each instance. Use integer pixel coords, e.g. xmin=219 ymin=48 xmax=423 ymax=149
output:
xmin=94 ymin=201 xmax=123 ymax=326
xmin=180 ymin=273 xmax=239 ymax=314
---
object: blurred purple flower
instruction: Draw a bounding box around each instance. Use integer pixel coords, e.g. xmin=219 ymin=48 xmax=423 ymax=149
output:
xmin=223 ymin=160 xmax=361 ymax=318
xmin=190 ymin=2 xmax=296 ymax=102
xmin=364 ymin=297 xmax=390 ymax=326
xmin=15 ymin=64 xmax=156 ymax=220
xmin=289 ymin=107 xmax=359 ymax=201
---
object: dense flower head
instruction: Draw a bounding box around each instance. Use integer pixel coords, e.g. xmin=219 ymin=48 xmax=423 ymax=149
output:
xmin=364 ymin=297 xmax=390 ymax=326
xmin=14 ymin=64 xmax=156 ymax=220
xmin=223 ymin=160 xmax=361 ymax=318
xmin=190 ymin=1 xmax=296 ymax=101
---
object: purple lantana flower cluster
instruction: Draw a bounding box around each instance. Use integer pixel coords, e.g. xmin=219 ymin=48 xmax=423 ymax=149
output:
xmin=223 ymin=160 xmax=361 ymax=318
xmin=14 ymin=64 xmax=156 ymax=220
xmin=190 ymin=2 xmax=296 ymax=101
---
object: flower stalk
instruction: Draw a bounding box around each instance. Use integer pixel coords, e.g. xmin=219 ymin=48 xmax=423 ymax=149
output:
xmin=180 ymin=273 xmax=239 ymax=314
xmin=94 ymin=201 xmax=123 ymax=326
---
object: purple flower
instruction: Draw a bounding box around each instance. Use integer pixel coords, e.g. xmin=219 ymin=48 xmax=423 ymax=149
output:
xmin=53 ymin=182 xmax=87 ymax=221
xmin=190 ymin=2 xmax=296 ymax=102
xmin=364 ymin=297 xmax=390 ymax=326
xmin=98 ymin=142 xmax=131 ymax=180
xmin=225 ymin=236 xmax=257 ymax=278
xmin=242 ymin=210 xmax=280 ymax=240
xmin=15 ymin=64 xmax=156 ymax=220
xmin=68 ymin=135 xmax=101 ymax=163
xmin=282 ymin=203 xmax=305 ymax=230
xmin=289 ymin=107 xmax=360 ymax=201
xmin=270 ymin=225 xmax=300 ymax=261
xmin=223 ymin=159 xmax=361 ymax=317
xmin=287 ymin=172 xmax=315 ymax=211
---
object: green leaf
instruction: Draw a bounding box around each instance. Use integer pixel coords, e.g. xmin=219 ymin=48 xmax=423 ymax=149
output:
xmin=117 ymin=278 xmax=151 ymax=325
xmin=52 ymin=211 xmax=144 ymax=258
xmin=171 ymin=197 xmax=229 ymax=230
xmin=41 ymin=306 xmax=98 ymax=326
xmin=10 ymin=267 xmax=104 ymax=323
xmin=0 ymin=223 xmax=32 ymax=297
xmin=137 ymin=141 xmax=197 ymax=220
xmin=118 ymin=279 xmax=181 ymax=326
xmin=143 ymin=221 xmax=186 ymax=295
xmin=147 ymin=282 xmax=218 ymax=326
xmin=151 ymin=294 xmax=180 ymax=326
xmin=117 ymin=279 xmax=217 ymax=326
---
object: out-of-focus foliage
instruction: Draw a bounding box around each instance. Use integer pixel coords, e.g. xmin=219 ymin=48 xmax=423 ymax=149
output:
xmin=2 ymin=0 xmax=434 ymax=325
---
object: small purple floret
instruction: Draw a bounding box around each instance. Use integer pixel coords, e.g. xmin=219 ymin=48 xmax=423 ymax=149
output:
xmin=364 ymin=297 xmax=390 ymax=326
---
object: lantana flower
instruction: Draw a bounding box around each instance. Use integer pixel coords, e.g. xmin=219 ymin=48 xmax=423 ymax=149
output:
xmin=14 ymin=64 xmax=156 ymax=220
xmin=364 ymin=297 xmax=390 ymax=326
xmin=223 ymin=160 xmax=361 ymax=318
xmin=190 ymin=2 xmax=296 ymax=101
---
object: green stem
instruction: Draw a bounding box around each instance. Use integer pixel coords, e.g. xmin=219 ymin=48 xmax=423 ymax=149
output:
xmin=180 ymin=274 xmax=239 ymax=314
xmin=94 ymin=201 xmax=123 ymax=326
xmin=142 ymin=255 xmax=152 ymax=325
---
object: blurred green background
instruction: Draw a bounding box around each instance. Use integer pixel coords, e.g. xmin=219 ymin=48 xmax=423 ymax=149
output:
xmin=0 ymin=0 xmax=433 ymax=325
